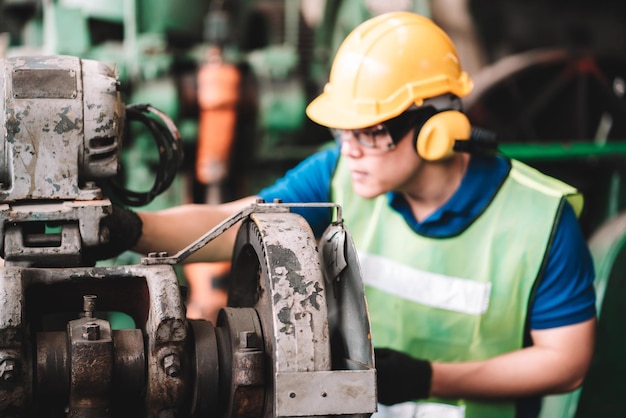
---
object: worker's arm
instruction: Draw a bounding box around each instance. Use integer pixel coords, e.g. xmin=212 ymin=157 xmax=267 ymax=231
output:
xmin=134 ymin=196 xmax=259 ymax=263
xmin=375 ymin=317 xmax=596 ymax=405
xmin=430 ymin=317 xmax=596 ymax=398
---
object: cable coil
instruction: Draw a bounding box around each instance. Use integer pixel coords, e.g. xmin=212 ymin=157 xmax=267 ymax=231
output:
xmin=106 ymin=104 xmax=184 ymax=207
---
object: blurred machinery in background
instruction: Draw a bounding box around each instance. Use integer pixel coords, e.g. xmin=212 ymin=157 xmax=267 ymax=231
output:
xmin=0 ymin=54 xmax=376 ymax=417
xmin=2 ymin=1 xmax=626 ymax=417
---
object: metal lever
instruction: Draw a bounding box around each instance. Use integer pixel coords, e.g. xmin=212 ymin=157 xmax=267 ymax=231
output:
xmin=141 ymin=201 xmax=343 ymax=265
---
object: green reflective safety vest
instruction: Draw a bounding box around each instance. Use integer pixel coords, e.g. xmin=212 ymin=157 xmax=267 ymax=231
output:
xmin=331 ymin=157 xmax=582 ymax=418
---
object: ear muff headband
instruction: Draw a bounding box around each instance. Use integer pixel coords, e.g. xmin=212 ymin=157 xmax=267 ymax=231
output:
xmin=416 ymin=110 xmax=471 ymax=161
xmin=385 ymin=106 xmax=437 ymax=144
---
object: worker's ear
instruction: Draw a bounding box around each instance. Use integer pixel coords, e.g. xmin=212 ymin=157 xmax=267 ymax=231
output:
xmin=416 ymin=110 xmax=471 ymax=161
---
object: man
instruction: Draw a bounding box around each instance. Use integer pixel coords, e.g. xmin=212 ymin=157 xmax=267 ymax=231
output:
xmin=127 ymin=11 xmax=596 ymax=418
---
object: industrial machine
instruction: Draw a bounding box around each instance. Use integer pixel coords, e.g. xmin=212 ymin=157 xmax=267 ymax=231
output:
xmin=4 ymin=2 xmax=626 ymax=417
xmin=0 ymin=55 xmax=376 ymax=417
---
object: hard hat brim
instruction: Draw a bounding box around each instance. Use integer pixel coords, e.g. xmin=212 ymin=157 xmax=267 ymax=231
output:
xmin=306 ymin=93 xmax=397 ymax=130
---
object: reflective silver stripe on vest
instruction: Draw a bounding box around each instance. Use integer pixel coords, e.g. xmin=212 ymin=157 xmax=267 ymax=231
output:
xmin=374 ymin=401 xmax=466 ymax=418
xmin=359 ymin=252 xmax=491 ymax=315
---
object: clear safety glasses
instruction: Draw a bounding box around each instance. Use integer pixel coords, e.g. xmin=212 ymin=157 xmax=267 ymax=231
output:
xmin=331 ymin=125 xmax=396 ymax=153
xmin=331 ymin=94 xmax=462 ymax=154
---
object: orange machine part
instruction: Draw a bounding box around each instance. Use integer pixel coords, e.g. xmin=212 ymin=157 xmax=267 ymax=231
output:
xmin=196 ymin=48 xmax=241 ymax=185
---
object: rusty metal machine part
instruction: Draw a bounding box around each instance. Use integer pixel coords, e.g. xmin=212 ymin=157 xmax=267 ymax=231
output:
xmin=0 ymin=53 xmax=376 ymax=417
xmin=0 ymin=55 xmax=123 ymax=267
xmin=0 ymin=205 xmax=376 ymax=417
xmin=0 ymin=55 xmax=182 ymax=268
xmin=229 ymin=209 xmax=376 ymax=417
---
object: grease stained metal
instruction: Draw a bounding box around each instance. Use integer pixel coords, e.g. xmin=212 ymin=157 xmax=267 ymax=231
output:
xmin=54 ymin=107 xmax=80 ymax=134
xmin=45 ymin=178 xmax=61 ymax=191
xmin=5 ymin=108 xmax=21 ymax=143
xmin=268 ymin=244 xmax=323 ymax=336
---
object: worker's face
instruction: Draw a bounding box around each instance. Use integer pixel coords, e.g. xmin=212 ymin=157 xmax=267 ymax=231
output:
xmin=337 ymin=125 xmax=422 ymax=198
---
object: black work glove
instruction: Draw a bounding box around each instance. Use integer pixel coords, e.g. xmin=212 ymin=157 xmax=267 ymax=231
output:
xmin=375 ymin=347 xmax=432 ymax=405
xmin=83 ymin=205 xmax=143 ymax=263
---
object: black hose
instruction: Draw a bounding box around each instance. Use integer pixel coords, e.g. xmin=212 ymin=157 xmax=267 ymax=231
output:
xmin=106 ymin=104 xmax=184 ymax=207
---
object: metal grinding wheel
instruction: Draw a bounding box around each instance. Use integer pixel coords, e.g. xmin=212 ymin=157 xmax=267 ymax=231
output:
xmin=229 ymin=211 xmax=333 ymax=416
xmin=227 ymin=206 xmax=376 ymax=417
xmin=143 ymin=202 xmax=377 ymax=417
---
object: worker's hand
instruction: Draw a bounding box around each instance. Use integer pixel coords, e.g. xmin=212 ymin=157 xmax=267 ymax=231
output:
xmin=83 ymin=205 xmax=143 ymax=263
xmin=374 ymin=347 xmax=432 ymax=405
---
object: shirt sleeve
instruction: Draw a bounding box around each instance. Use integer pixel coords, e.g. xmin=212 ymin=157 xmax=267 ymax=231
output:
xmin=257 ymin=145 xmax=341 ymax=237
xmin=530 ymin=201 xmax=597 ymax=329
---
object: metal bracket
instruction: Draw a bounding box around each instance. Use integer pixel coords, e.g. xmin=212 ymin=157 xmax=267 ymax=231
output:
xmin=141 ymin=200 xmax=344 ymax=265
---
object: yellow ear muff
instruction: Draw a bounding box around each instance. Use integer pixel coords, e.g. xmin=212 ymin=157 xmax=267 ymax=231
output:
xmin=416 ymin=110 xmax=471 ymax=161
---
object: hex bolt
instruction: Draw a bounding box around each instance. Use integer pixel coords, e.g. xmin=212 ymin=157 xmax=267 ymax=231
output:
xmin=82 ymin=322 xmax=101 ymax=341
xmin=83 ymin=295 xmax=97 ymax=318
xmin=0 ymin=359 xmax=17 ymax=383
xmin=163 ymin=354 xmax=180 ymax=378
xmin=239 ymin=331 xmax=259 ymax=350
xmin=273 ymin=198 xmax=283 ymax=203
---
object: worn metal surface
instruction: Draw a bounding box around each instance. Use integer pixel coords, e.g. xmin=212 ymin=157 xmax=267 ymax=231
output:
xmin=0 ymin=265 xmax=28 ymax=411
xmin=275 ymin=370 xmax=376 ymax=416
xmin=68 ymin=315 xmax=114 ymax=416
xmin=0 ymin=202 xmax=377 ymax=416
xmin=36 ymin=331 xmax=69 ymax=397
xmin=0 ymin=55 xmax=122 ymax=201
xmin=230 ymin=211 xmax=331 ymax=416
xmin=227 ymin=209 xmax=376 ymax=417
xmin=0 ymin=55 xmax=124 ymax=265
xmin=0 ymin=84 xmax=376 ymax=415
xmin=0 ymin=263 xmax=185 ymax=416
xmin=216 ymin=307 xmax=265 ymax=418
xmin=141 ymin=264 xmax=189 ymax=417
xmin=251 ymin=212 xmax=331 ymax=372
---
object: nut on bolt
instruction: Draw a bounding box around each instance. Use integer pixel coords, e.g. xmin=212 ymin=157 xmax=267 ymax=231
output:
xmin=83 ymin=322 xmax=101 ymax=340
xmin=239 ymin=331 xmax=259 ymax=350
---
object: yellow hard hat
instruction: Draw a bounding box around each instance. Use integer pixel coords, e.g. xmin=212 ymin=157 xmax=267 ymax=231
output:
xmin=306 ymin=11 xmax=474 ymax=129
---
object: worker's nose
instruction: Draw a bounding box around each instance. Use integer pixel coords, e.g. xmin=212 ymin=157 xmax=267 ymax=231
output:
xmin=338 ymin=134 xmax=364 ymax=158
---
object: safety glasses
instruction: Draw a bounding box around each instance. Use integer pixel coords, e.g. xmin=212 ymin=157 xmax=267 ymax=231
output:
xmin=331 ymin=94 xmax=459 ymax=153
xmin=331 ymin=109 xmax=429 ymax=153
xmin=331 ymin=125 xmax=396 ymax=152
